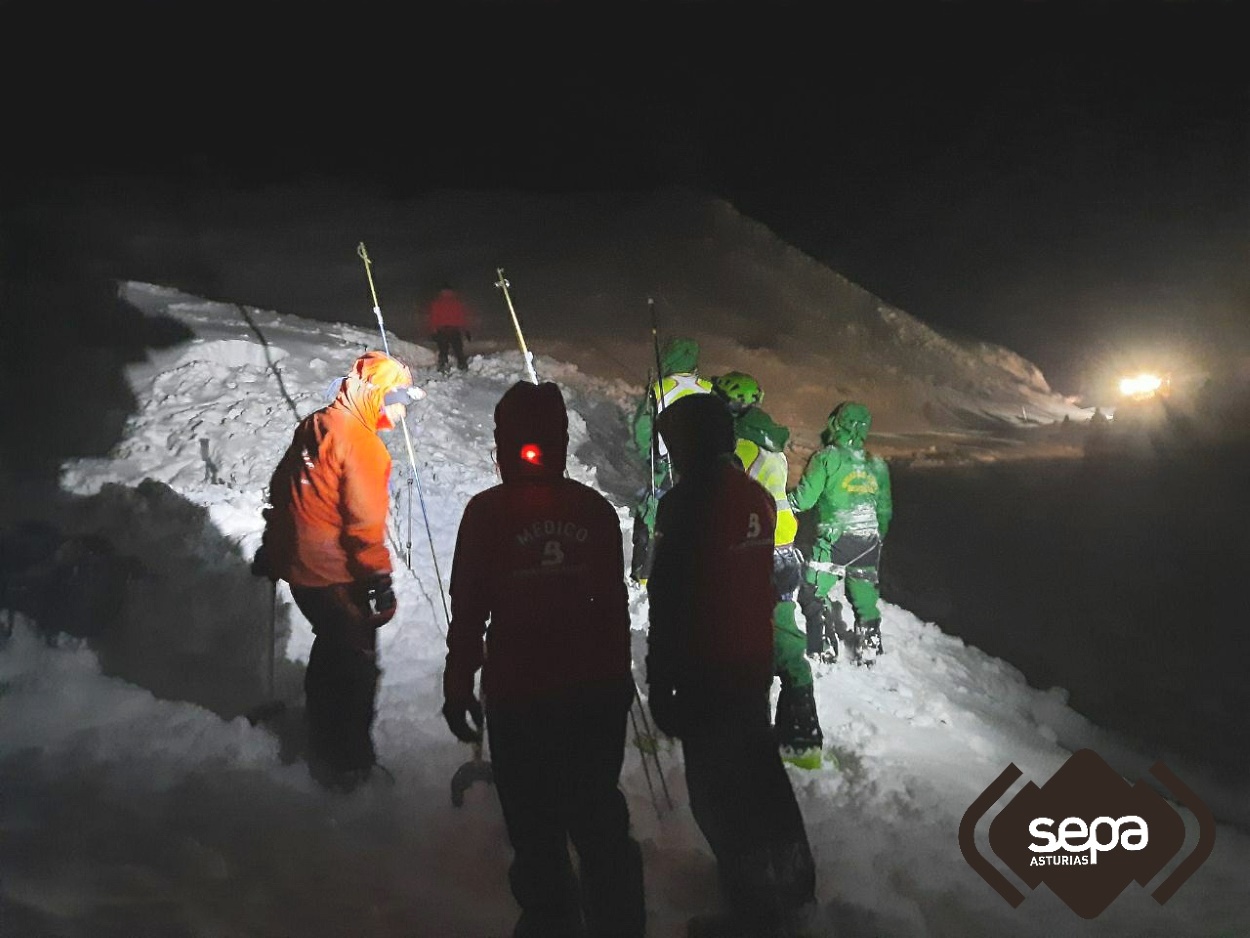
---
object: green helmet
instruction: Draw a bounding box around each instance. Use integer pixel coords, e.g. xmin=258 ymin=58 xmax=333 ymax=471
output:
xmin=660 ymin=337 xmax=700 ymax=376
xmin=824 ymin=401 xmax=872 ymax=449
xmin=711 ymin=371 xmax=763 ymax=413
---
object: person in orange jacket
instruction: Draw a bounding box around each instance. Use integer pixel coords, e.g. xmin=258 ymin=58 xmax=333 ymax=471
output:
xmin=253 ymin=350 xmax=421 ymax=792
xmin=423 ymin=282 xmax=476 ymax=374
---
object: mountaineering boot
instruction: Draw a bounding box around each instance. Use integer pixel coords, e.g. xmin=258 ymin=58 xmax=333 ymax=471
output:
xmin=818 ymin=634 xmax=838 ymax=666
xmin=827 ymin=600 xmax=852 ymax=658
xmin=778 ymin=684 xmax=823 ymax=770
xmin=801 ymin=599 xmax=838 ymax=665
xmin=862 ymin=617 xmax=883 ymax=655
xmin=773 ymin=685 xmax=795 ymax=742
xmin=852 ymin=618 xmax=884 ymax=667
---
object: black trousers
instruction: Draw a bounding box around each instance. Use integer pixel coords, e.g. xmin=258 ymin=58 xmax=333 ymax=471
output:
xmin=680 ymin=691 xmax=816 ymax=928
xmin=434 ymin=326 xmax=468 ymax=372
xmin=291 ymin=583 xmax=380 ymax=778
xmin=487 ymin=684 xmax=645 ymax=938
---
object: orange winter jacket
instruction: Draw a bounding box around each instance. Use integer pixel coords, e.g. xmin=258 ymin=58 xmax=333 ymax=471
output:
xmin=262 ymin=357 xmax=405 ymax=587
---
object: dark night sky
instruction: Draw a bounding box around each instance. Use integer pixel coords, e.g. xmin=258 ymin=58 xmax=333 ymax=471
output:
xmin=5 ymin=2 xmax=1246 ymax=398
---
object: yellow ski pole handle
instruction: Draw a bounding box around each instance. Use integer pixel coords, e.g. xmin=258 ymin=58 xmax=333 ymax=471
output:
xmin=357 ymin=242 xmax=389 ymax=354
xmin=494 ymin=267 xmax=538 ymax=384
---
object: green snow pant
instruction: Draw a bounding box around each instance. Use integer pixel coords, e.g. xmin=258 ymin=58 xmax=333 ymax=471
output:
xmin=800 ymin=534 xmax=882 ymax=656
xmin=773 ymin=600 xmax=812 ymax=690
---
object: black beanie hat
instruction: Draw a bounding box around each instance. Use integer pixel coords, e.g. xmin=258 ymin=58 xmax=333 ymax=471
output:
xmin=655 ymin=393 xmax=733 ymax=476
xmin=494 ymin=381 xmax=569 ymax=479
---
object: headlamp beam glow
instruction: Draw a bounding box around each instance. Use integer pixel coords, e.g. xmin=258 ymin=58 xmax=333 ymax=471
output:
xmin=1118 ymin=373 xmax=1163 ymax=398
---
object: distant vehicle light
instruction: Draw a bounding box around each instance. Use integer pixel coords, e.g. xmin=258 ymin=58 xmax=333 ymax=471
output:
xmin=1119 ymin=373 xmax=1164 ymax=399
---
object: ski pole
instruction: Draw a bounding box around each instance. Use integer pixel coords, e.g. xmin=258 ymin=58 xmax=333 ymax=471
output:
xmin=494 ymin=267 xmax=538 ymax=384
xmin=356 ymin=242 xmax=451 ymax=628
xmin=650 ymin=370 xmax=660 ymax=495
xmin=647 ymin=297 xmax=670 ymax=490
xmin=266 ymin=579 xmax=276 ymax=700
xmin=633 ymin=678 xmax=674 ymax=811
xmin=628 ymin=700 xmax=663 ymax=819
xmin=649 ymin=297 xmax=663 ymax=387
xmin=406 ymin=474 xmax=413 ymax=571
xmin=387 ymin=496 xmax=412 ymax=573
xmin=357 ymin=242 xmax=391 ymax=356
xmin=395 ymin=394 xmax=450 ymax=628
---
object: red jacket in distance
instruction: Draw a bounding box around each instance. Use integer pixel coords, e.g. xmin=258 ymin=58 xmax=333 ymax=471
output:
xmin=425 ymin=288 xmax=474 ymax=334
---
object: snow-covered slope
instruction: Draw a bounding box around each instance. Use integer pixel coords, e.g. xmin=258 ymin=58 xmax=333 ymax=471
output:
xmin=2 ymin=286 xmax=1245 ymax=938
xmin=51 ymin=182 xmax=1086 ymax=448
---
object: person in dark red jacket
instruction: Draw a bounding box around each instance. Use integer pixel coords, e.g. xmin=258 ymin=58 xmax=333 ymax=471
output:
xmin=442 ymin=381 xmax=645 ymax=938
xmin=253 ymin=350 xmax=418 ymax=792
xmin=423 ymin=282 xmax=476 ymax=374
xmin=646 ymin=393 xmax=817 ymax=938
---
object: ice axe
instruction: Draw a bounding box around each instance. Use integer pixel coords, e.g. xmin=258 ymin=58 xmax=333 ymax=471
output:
xmin=450 ymin=740 xmax=493 ymax=807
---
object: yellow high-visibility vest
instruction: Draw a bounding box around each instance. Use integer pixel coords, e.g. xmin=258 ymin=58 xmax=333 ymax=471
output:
xmin=651 ymin=373 xmax=713 ymax=459
xmin=735 ymin=438 xmax=797 ymax=546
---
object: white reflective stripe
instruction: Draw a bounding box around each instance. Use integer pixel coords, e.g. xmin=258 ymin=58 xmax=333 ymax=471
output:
xmin=746 ymin=448 xmax=768 ymax=479
xmin=844 ymin=502 xmax=879 ymax=533
xmin=660 ymin=373 xmax=708 ymax=407
xmin=824 ymin=578 xmax=847 ymax=603
xmin=807 ymin=560 xmax=847 ymax=576
xmin=775 ymin=496 xmax=789 ymax=512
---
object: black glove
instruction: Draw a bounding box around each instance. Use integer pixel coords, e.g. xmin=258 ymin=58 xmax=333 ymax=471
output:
xmin=443 ymin=696 xmax=484 ymax=744
xmin=364 ymin=573 xmax=396 ymax=627
xmin=648 ymin=684 xmax=681 ymax=739
xmin=250 ymin=544 xmax=277 ymax=582
xmin=463 ymin=331 xmax=472 ymax=342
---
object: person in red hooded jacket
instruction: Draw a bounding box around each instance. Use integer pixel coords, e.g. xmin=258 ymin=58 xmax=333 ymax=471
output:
xmin=442 ymin=381 xmax=644 ymax=938
xmin=646 ymin=392 xmax=817 ymax=938
xmin=253 ymin=350 xmax=418 ymax=792
xmin=423 ymin=282 xmax=476 ymax=374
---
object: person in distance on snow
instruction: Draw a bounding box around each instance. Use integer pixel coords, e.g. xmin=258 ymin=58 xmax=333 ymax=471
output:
xmin=252 ymin=350 xmax=422 ymax=793
xmin=646 ymin=392 xmax=817 ymax=938
xmin=788 ymin=400 xmax=893 ymax=666
xmin=710 ymin=371 xmax=824 ymax=772
xmin=442 ymin=380 xmax=645 ymax=938
xmin=421 ymin=281 xmax=477 ymax=375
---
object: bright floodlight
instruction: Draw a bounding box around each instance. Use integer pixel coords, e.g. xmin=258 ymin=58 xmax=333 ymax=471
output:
xmin=1119 ymin=373 xmax=1163 ymax=398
